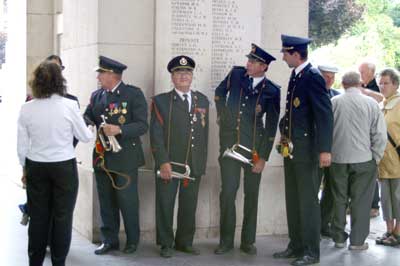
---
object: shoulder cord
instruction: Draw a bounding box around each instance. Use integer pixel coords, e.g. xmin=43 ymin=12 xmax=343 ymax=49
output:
xmin=287 ymin=70 xmax=304 ymax=141
xmin=94 ymin=135 xmax=131 ymax=190
xmin=235 ymin=79 xmax=266 ymax=152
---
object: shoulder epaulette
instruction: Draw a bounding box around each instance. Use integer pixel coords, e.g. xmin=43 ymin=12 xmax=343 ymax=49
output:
xmin=227 ymin=66 xmax=246 ymax=91
xmin=310 ymin=67 xmax=320 ymax=75
xmin=151 ymin=97 xmax=164 ymax=126
xmin=91 ymin=88 xmax=103 ymax=99
xmin=232 ymin=65 xmax=246 ymax=71
xmin=126 ymin=84 xmax=141 ymax=91
xmin=267 ymin=79 xmax=281 ymax=90
xmin=193 ymin=90 xmax=209 ymax=103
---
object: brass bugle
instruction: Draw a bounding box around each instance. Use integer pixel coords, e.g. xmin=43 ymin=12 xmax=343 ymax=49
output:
xmin=157 ymin=162 xmax=195 ymax=180
xmin=99 ymin=115 xmax=122 ymax=153
xmin=222 ymin=143 xmax=254 ymax=166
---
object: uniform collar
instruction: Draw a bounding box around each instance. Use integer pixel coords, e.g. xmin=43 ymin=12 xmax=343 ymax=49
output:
xmin=294 ymin=60 xmax=310 ymax=76
xmin=107 ymin=81 xmax=122 ymax=94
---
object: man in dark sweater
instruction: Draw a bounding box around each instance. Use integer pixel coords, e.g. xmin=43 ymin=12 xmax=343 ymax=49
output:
xmin=359 ymin=61 xmax=381 ymax=218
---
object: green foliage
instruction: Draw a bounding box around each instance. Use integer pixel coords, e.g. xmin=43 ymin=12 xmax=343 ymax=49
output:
xmin=388 ymin=4 xmax=400 ymax=27
xmin=311 ymin=0 xmax=400 ymax=73
xmin=351 ymin=0 xmax=400 ymax=69
xmin=309 ymin=0 xmax=364 ymax=47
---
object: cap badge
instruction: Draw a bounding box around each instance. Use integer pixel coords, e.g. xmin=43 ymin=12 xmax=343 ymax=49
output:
xmin=251 ymin=45 xmax=256 ymax=54
xmin=180 ymin=57 xmax=188 ymax=66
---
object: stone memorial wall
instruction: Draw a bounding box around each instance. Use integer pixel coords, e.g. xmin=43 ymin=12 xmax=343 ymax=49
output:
xmin=155 ymin=0 xmax=261 ymax=98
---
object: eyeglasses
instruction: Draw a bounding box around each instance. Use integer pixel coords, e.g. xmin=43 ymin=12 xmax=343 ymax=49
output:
xmin=173 ymin=70 xmax=193 ymax=76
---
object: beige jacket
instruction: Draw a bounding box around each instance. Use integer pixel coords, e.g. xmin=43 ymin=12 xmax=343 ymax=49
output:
xmin=379 ymin=92 xmax=400 ymax=179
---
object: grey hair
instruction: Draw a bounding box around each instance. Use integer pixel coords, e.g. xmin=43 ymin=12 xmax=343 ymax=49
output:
xmin=342 ymin=71 xmax=361 ymax=88
xmin=379 ymin=68 xmax=399 ymax=88
xmin=360 ymin=62 xmax=376 ymax=73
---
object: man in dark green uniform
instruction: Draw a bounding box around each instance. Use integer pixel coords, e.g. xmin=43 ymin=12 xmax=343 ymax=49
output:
xmin=84 ymin=56 xmax=148 ymax=255
xmin=273 ymin=35 xmax=333 ymax=266
xmin=214 ymin=44 xmax=280 ymax=255
xmin=150 ymin=55 xmax=209 ymax=258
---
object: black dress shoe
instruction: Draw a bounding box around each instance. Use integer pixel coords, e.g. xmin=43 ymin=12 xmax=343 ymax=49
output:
xmin=94 ymin=243 xmax=118 ymax=255
xmin=214 ymin=245 xmax=233 ymax=254
xmin=123 ymin=244 xmax=137 ymax=254
xmin=160 ymin=246 xmax=173 ymax=258
xmin=321 ymin=228 xmax=332 ymax=239
xmin=273 ymin=248 xmax=301 ymax=259
xmin=175 ymin=245 xmax=200 ymax=255
xmin=291 ymin=255 xmax=319 ymax=266
xmin=240 ymin=243 xmax=257 ymax=255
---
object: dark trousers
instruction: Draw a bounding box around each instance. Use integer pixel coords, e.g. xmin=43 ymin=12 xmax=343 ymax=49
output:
xmin=26 ymin=158 xmax=78 ymax=266
xmin=284 ymin=159 xmax=320 ymax=259
xmin=319 ymin=167 xmax=334 ymax=233
xmin=155 ymin=175 xmax=201 ymax=247
xmin=95 ymin=168 xmax=140 ymax=246
xmin=218 ymin=156 xmax=261 ymax=247
xmin=371 ymin=180 xmax=380 ymax=209
xmin=329 ymin=160 xmax=377 ymax=245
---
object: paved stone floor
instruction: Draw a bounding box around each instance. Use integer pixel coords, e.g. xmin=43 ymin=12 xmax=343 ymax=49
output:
xmin=1 ymin=177 xmax=399 ymax=266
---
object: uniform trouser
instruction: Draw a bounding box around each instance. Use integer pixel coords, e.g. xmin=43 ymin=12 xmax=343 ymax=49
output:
xmin=329 ymin=160 xmax=377 ymax=245
xmin=284 ymin=159 xmax=320 ymax=259
xmin=155 ymin=175 xmax=201 ymax=248
xmin=26 ymin=158 xmax=78 ymax=266
xmin=319 ymin=167 xmax=334 ymax=232
xmin=218 ymin=156 xmax=261 ymax=247
xmin=95 ymin=168 xmax=140 ymax=246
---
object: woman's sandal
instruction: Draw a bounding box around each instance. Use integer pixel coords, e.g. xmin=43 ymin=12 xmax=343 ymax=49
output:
xmin=381 ymin=234 xmax=400 ymax=246
xmin=376 ymin=232 xmax=392 ymax=245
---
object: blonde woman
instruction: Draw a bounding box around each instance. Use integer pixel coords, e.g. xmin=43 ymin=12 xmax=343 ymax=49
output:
xmin=377 ymin=68 xmax=400 ymax=246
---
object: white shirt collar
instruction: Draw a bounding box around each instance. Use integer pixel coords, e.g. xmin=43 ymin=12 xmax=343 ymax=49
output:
xmin=295 ymin=60 xmax=310 ymax=75
xmin=109 ymin=81 xmax=122 ymax=93
xmin=174 ymin=88 xmax=192 ymax=112
xmin=345 ymin=87 xmax=362 ymax=94
xmin=249 ymin=76 xmax=265 ymax=88
xmin=174 ymin=88 xmax=192 ymax=101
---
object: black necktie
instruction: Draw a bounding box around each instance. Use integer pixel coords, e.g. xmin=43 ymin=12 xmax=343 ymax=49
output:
xmin=183 ymin=94 xmax=189 ymax=112
xmin=288 ymin=70 xmax=296 ymax=90
xmin=290 ymin=70 xmax=296 ymax=80
xmin=249 ymin=77 xmax=254 ymax=90
xmin=103 ymin=90 xmax=111 ymax=105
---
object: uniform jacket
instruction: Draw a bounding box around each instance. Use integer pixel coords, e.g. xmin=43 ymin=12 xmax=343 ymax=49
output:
xmin=215 ymin=66 xmax=280 ymax=160
xmin=379 ymin=93 xmax=400 ymax=179
xmin=150 ymin=89 xmax=209 ymax=177
xmin=279 ymin=63 xmax=333 ymax=162
xmin=84 ymin=82 xmax=148 ymax=171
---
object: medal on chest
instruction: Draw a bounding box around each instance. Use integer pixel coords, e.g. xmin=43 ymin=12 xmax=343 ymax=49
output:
xmin=121 ymin=102 xmax=127 ymax=114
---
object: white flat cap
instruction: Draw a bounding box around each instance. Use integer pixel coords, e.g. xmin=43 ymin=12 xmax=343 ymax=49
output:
xmin=318 ymin=64 xmax=339 ymax=73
